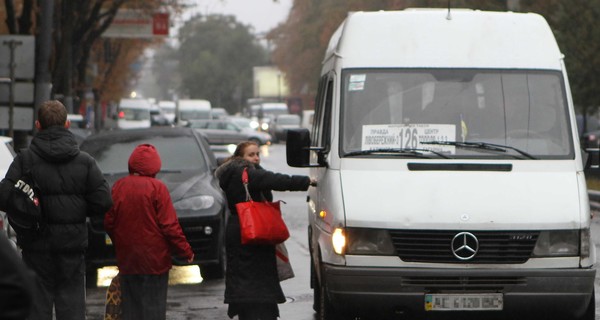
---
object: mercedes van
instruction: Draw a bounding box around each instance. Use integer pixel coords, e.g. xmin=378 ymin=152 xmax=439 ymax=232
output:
xmin=287 ymin=9 xmax=596 ymax=320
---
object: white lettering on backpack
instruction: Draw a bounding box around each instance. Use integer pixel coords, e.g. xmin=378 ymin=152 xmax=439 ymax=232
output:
xmin=15 ymin=179 xmax=37 ymax=203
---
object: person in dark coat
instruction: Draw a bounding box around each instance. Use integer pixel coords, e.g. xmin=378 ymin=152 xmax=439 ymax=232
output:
xmin=0 ymin=100 xmax=113 ymax=320
xmin=105 ymin=143 xmax=194 ymax=320
xmin=215 ymin=141 xmax=316 ymax=320
xmin=0 ymin=232 xmax=35 ymax=320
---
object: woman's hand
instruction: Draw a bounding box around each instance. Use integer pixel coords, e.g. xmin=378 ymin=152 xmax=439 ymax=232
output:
xmin=309 ymin=178 xmax=318 ymax=187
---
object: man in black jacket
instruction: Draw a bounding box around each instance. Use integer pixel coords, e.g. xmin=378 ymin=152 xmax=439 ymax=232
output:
xmin=0 ymin=100 xmax=113 ymax=320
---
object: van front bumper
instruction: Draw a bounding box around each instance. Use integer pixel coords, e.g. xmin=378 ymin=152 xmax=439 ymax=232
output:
xmin=323 ymin=264 xmax=595 ymax=319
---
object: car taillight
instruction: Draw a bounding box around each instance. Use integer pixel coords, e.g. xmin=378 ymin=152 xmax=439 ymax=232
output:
xmin=118 ymin=111 xmax=125 ymax=119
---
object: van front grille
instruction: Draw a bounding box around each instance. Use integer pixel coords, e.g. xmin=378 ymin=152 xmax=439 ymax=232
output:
xmin=401 ymin=276 xmax=527 ymax=290
xmin=388 ymin=230 xmax=539 ymax=264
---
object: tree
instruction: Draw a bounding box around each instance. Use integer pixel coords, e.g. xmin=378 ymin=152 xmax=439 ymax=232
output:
xmin=269 ymin=0 xmax=600 ymax=112
xmin=2 ymin=0 xmax=184 ymax=111
xmin=176 ymin=14 xmax=268 ymax=114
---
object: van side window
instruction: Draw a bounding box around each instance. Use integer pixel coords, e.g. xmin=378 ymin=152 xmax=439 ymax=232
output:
xmin=313 ymin=76 xmax=333 ymax=151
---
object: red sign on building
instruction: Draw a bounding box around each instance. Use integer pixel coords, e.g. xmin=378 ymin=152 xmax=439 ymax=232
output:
xmin=153 ymin=13 xmax=169 ymax=36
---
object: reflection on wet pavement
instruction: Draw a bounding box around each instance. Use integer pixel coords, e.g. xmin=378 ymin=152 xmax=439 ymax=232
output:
xmin=96 ymin=265 xmax=203 ymax=287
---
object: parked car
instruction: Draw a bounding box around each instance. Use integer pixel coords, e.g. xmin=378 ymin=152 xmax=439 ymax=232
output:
xmin=158 ymin=100 xmax=176 ymax=125
xmin=210 ymin=108 xmax=228 ymax=119
xmin=67 ymin=114 xmax=92 ymax=145
xmin=187 ymin=119 xmax=272 ymax=146
xmin=79 ymin=127 xmax=227 ymax=286
xmin=581 ymin=130 xmax=600 ymax=149
xmin=269 ymin=114 xmax=301 ymax=143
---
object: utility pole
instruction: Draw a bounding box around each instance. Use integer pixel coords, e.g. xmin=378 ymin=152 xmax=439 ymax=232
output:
xmin=3 ymin=39 xmax=22 ymax=139
xmin=34 ymin=0 xmax=54 ymax=118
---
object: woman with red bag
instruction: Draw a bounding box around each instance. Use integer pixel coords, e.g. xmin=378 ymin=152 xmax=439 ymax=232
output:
xmin=215 ymin=141 xmax=316 ymax=320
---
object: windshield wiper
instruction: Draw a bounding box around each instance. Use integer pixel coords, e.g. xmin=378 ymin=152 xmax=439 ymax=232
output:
xmin=421 ymin=141 xmax=537 ymax=160
xmin=344 ymin=148 xmax=450 ymax=159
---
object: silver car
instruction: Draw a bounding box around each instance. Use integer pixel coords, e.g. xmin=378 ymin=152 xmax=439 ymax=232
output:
xmin=187 ymin=119 xmax=272 ymax=146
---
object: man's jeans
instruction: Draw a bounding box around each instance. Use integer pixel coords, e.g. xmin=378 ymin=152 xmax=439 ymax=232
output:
xmin=120 ymin=273 xmax=169 ymax=320
xmin=22 ymin=251 xmax=85 ymax=320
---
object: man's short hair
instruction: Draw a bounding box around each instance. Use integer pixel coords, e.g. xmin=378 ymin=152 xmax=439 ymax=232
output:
xmin=38 ymin=100 xmax=67 ymax=129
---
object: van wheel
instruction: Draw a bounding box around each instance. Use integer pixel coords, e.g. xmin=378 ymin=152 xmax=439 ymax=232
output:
xmin=317 ymin=265 xmax=341 ymax=320
xmin=200 ymin=247 xmax=226 ymax=280
xmin=578 ymin=290 xmax=595 ymax=320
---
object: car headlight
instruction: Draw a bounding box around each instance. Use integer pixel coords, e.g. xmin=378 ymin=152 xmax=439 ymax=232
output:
xmin=173 ymin=195 xmax=215 ymax=211
xmin=250 ymin=121 xmax=259 ymax=129
xmin=331 ymin=227 xmax=397 ymax=256
xmin=532 ymin=230 xmax=580 ymax=257
xmin=345 ymin=228 xmax=396 ymax=255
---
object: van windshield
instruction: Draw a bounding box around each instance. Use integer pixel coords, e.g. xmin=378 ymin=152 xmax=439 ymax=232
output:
xmin=341 ymin=69 xmax=574 ymax=159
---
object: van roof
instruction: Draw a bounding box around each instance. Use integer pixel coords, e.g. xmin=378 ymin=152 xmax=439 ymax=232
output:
xmin=119 ymin=98 xmax=152 ymax=109
xmin=178 ymin=99 xmax=211 ymax=110
xmin=326 ymin=9 xmax=562 ymax=70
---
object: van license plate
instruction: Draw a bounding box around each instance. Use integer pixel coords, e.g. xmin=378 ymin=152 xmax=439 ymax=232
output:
xmin=425 ymin=293 xmax=503 ymax=311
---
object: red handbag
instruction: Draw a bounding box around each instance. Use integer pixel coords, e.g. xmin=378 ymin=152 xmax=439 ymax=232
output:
xmin=235 ymin=167 xmax=290 ymax=245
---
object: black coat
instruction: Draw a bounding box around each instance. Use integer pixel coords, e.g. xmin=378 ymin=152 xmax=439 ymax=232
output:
xmin=0 ymin=126 xmax=112 ymax=252
xmin=215 ymin=158 xmax=310 ymax=307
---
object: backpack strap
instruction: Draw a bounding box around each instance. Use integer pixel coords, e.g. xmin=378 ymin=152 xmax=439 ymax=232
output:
xmin=19 ymin=149 xmax=34 ymax=175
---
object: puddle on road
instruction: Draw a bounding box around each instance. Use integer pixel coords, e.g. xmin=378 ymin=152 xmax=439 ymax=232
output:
xmin=96 ymin=265 xmax=203 ymax=287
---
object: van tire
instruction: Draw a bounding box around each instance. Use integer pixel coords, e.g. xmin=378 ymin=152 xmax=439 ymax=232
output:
xmin=578 ymin=290 xmax=595 ymax=320
xmin=317 ymin=264 xmax=341 ymax=320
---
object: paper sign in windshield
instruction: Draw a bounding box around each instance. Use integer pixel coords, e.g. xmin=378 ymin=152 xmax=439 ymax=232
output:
xmin=362 ymin=124 xmax=456 ymax=153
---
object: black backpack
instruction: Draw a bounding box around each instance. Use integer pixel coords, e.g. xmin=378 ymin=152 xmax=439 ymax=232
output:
xmin=6 ymin=150 xmax=44 ymax=235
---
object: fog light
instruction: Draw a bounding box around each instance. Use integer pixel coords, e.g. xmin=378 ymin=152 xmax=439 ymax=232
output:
xmin=204 ymin=226 xmax=213 ymax=235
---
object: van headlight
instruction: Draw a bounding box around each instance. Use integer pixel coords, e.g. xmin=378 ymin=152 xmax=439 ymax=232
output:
xmin=345 ymin=228 xmax=395 ymax=255
xmin=532 ymin=230 xmax=580 ymax=257
xmin=173 ymin=195 xmax=214 ymax=211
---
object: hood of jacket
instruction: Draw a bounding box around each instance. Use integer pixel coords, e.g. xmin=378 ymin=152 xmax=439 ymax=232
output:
xmin=128 ymin=144 xmax=161 ymax=177
xmin=215 ymin=157 xmax=255 ymax=185
xmin=29 ymin=126 xmax=79 ymax=163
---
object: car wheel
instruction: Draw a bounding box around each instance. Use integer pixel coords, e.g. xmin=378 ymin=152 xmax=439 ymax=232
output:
xmin=86 ymin=265 xmax=98 ymax=288
xmin=199 ymin=247 xmax=226 ymax=280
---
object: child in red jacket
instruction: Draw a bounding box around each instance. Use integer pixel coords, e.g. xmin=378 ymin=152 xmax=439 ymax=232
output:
xmin=105 ymin=144 xmax=194 ymax=320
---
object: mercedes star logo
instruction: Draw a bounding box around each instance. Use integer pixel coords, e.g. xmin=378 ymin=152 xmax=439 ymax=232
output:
xmin=451 ymin=232 xmax=479 ymax=260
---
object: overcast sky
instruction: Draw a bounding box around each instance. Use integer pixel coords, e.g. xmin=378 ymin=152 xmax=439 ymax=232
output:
xmin=183 ymin=0 xmax=294 ymax=35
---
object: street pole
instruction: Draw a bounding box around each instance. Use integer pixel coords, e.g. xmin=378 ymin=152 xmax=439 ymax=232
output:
xmin=3 ymin=39 xmax=22 ymax=139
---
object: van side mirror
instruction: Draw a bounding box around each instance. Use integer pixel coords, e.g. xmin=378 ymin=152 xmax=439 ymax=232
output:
xmin=287 ymin=129 xmax=311 ymax=167
xmin=286 ymin=129 xmax=325 ymax=167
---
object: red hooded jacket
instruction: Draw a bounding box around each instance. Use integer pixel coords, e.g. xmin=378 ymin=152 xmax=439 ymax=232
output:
xmin=104 ymin=144 xmax=193 ymax=275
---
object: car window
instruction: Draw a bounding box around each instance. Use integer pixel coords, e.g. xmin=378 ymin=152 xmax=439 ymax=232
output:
xmin=225 ymin=123 xmax=238 ymax=131
xmin=86 ymin=135 xmax=209 ymax=174
xmin=207 ymin=122 xmax=220 ymax=129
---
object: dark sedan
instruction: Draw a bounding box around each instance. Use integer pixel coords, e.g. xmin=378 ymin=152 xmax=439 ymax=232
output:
xmin=80 ymin=127 xmax=227 ymax=286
